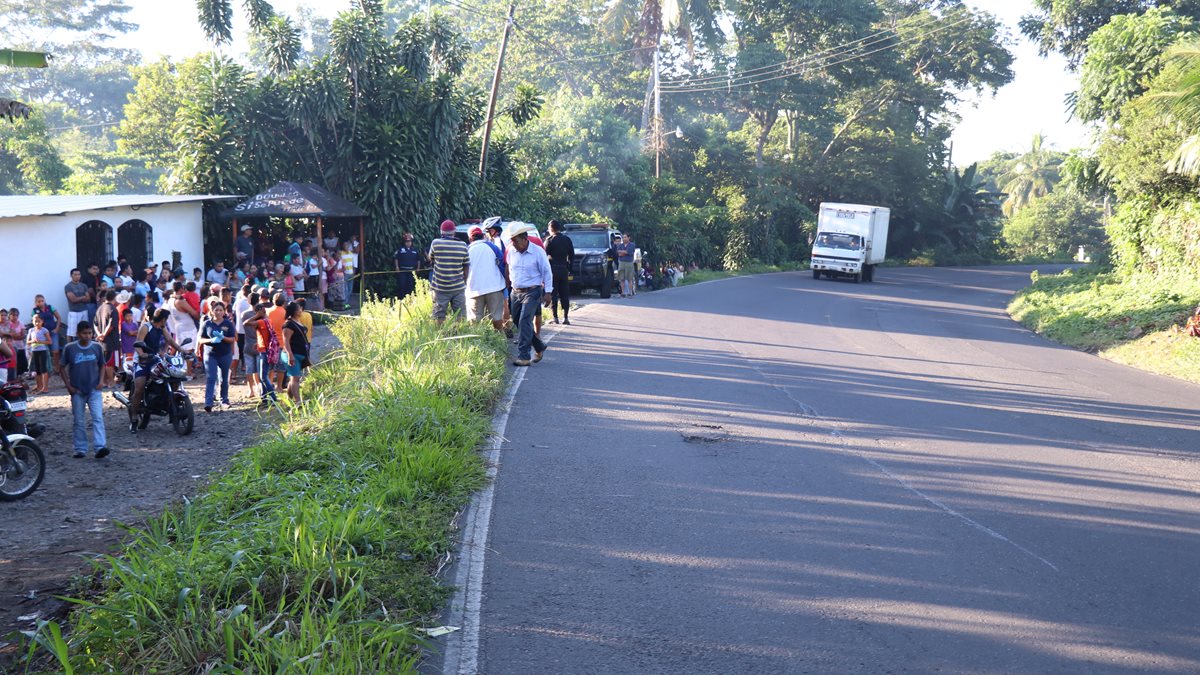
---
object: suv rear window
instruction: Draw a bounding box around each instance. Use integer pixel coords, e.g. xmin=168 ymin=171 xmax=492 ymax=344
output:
xmin=566 ymin=231 xmax=612 ymax=249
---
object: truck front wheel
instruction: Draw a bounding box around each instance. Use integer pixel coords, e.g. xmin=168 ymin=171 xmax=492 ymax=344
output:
xmin=853 ymin=271 xmax=862 ymax=283
xmin=864 ymin=265 xmax=874 ymax=282
xmin=812 ymin=269 xmax=821 ymax=280
xmin=599 ymin=265 xmax=613 ymax=299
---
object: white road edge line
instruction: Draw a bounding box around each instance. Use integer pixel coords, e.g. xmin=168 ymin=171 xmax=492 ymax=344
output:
xmin=440 ymin=316 xmax=575 ymax=675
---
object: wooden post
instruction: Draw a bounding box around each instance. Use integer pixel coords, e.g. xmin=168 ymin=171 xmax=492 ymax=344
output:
xmin=315 ymin=217 xmax=325 ymax=310
xmin=358 ymin=216 xmax=365 ymax=307
xmin=479 ymin=3 xmax=516 ymax=178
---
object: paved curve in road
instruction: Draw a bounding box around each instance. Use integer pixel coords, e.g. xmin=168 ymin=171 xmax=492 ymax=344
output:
xmin=467 ymin=266 xmax=1200 ymax=674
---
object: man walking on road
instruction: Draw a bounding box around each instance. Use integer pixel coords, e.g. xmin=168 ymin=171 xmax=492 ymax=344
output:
xmin=544 ymin=220 xmax=574 ymax=325
xmin=617 ymin=233 xmax=637 ymax=298
xmin=393 ymin=232 xmax=423 ymax=302
xmin=466 ymin=226 xmax=507 ymax=332
xmin=504 ymin=223 xmax=552 ymax=366
xmin=429 ymin=219 xmax=469 ymax=325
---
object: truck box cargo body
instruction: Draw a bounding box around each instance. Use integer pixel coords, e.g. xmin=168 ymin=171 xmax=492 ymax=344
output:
xmin=810 ymin=203 xmax=889 ymax=282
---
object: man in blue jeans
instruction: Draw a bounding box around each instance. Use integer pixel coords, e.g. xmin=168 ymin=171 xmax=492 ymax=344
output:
xmin=59 ymin=322 xmax=108 ymax=458
xmin=503 ymin=223 xmax=553 ymax=366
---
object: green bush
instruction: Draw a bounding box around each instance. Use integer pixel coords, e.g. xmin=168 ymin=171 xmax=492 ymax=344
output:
xmin=1002 ymin=188 xmax=1108 ymax=261
xmin=24 ymin=284 xmax=507 ymax=673
xmin=1009 ymin=266 xmax=1200 ymax=351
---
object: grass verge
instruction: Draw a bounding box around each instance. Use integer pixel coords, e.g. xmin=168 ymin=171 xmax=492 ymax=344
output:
xmin=678 ymin=262 xmax=808 ymax=286
xmin=1008 ymin=266 xmax=1200 ymax=384
xmin=20 ymin=285 xmax=508 ymax=673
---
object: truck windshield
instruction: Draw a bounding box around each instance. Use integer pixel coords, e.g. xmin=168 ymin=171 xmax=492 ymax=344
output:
xmin=815 ymin=233 xmax=862 ymax=250
xmin=566 ymin=231 xmax=612 ymax=249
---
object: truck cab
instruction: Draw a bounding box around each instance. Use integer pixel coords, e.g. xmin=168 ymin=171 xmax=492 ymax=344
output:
xmin=810 ymin=203 xmax=889 ymax=283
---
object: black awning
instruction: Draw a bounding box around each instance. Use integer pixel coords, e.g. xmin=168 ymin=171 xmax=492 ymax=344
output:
xmin=230 ymin=181 xmax=367 ymax=219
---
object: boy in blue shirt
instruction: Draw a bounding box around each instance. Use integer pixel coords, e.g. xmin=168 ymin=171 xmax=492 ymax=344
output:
xmin=59 ymin=322 xmax=108 ymax=459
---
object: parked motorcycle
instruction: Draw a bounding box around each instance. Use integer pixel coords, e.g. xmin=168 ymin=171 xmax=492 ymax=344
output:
xmin=0 ymin=380 xmax=46 ymax=439
xmin=0 ymin=382 xmax=46 ymax=501
xmin=112 ymin=340 xmax=195 ymax=436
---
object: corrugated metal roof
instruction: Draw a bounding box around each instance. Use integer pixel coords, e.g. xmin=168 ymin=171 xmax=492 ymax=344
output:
xmin=0 ymin=194 xmax=241 ymax=220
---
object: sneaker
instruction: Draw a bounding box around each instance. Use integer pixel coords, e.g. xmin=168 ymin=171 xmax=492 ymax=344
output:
xmin=512 ymin=358 xmax=531 ymax=367
xmin=95 ymin=447 xmax=110 ymax=459
xmin=73 ymin=450 xmax=86 ymax=458
xmin=533 ymin=350 xmax=545 ymax=363
xmin=204 ymin=406 xmax=213 ymax=413
xmin=128 ymin=421 xmax=138 ymax=434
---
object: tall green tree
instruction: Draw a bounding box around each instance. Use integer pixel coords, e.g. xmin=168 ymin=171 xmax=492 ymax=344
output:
xmin=1075 ymin=7 xmax=1194 ymax=123
xmin=1021 ymin=0 xmax=1200 ymax=66
xmin=1001 ymin=133 xmax=1062 ymax=216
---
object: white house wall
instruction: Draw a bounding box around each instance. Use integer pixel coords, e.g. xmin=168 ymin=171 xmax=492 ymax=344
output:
xmin=0 ymin=202 xmax=205 ymax=316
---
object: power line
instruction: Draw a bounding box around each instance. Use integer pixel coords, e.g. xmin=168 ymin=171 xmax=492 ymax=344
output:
xmin=659 ymin=13 xmax=946 ymax=88
xmin=540 ymin=45 xmax=653 ymax=68
xmin=440 ymin=0 xmax=505 ymax=21
xmin=660 ymin=15 xmax=972 ymax=94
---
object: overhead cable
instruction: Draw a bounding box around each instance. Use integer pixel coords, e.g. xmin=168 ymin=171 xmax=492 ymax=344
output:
xmin=660 ymin=14 xmax=972 ymax=94
xmin=659 ymin=12 xmax=947 ymax=87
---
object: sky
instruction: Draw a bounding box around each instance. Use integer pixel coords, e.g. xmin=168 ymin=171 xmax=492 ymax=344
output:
xmin=122 ymin=0 xmax=1091 ymax=165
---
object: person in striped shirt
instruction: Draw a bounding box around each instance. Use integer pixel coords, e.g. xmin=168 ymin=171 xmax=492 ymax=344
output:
xmin=428 ymin=219 xmax=469 ymax=324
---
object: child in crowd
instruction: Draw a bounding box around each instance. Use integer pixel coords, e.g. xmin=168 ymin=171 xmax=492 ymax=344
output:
xmin=26 ymin=314 xmax=51 ymax=394
xmin=119 ymin=308 xmax=138 ymax=377
xmin=7 ymin=308 xmax=27 ymax=378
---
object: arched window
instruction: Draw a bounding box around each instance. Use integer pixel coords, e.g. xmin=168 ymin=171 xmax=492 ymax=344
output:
xmin=117 ymin=219 xmax=153 ymax=274
xmin=76 ymin=220 xmax=113 ymax=271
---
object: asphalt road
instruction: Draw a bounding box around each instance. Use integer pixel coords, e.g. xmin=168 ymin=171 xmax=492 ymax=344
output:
xmin=469 ymin=266 xmax=1200 ymax=674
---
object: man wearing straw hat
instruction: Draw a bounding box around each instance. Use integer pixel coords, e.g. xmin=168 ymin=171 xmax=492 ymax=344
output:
xmin=503 ymin=223 xmax=553 ymax=366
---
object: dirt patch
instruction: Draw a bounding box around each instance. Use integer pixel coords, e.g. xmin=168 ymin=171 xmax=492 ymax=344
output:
xmin=0 ymin=366 xmax=273 ymax=662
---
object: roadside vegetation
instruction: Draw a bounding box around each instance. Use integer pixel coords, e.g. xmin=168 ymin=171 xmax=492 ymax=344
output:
xmin=1010 ymin=267 xmax=1200 ymax=384
xmin=21 ymin=288 xmax=507 ymax=672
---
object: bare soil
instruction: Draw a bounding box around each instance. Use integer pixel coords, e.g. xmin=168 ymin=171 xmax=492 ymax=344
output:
xmin=0 ymin=370 xmax=272 ymax=662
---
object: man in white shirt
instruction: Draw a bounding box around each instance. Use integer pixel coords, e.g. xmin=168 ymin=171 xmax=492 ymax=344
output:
xmin=465 ymin=227 xmax=507 ymax=332
xmin=206 ymin=260 xmax=230 ymax=286
xmin=504 ymin=223 xmax=552 ymax=366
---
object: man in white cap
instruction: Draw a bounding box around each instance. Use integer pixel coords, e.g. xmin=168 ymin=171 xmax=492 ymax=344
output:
xmin=235 ymin=225 xmax=254 ymax=263
xmin=504 ymin=223 xmax=553 ymax=366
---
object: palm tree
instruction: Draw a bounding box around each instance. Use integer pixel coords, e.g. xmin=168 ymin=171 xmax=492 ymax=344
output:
xmin=1156 ymin=41 xmax=1200 ymax=177
xmin=1000 ymin=133 xmax=1058 ymax=216
xmin=601 ymin=0 xmax=724 ymax=138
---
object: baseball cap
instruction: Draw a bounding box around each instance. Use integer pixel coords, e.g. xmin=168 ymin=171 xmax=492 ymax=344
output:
xmin=440 ymin=219 xmax=456 ymax=233
xmin=468 ymin=226 xmax=483 ymax=239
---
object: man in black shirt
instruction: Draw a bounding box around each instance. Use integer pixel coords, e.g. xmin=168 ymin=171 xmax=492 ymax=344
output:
xmin=393 ymin=232 xmax=424 ymax=301
xmin=543 ymin=220 xmax=575 ymax=325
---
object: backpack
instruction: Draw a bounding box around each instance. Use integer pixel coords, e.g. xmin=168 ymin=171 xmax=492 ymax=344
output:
xmin=485 ymin=240 xmax=505 ymax=271
xmin=263 ymin=320 xmax=282 ymax=365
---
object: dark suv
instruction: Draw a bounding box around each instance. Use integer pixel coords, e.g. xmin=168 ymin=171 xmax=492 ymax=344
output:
xmin=556 ymin=223 xmax=620 ymax=298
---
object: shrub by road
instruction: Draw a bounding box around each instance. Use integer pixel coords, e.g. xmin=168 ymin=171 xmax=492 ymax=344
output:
xmin=21 ymin=287 xmax=507 ymax=672
xmin=1009 ymin=266 xmax=1200 ymax=384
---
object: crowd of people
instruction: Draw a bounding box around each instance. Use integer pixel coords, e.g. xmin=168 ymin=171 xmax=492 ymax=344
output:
xmin=2 ymin=222 xmax=694 ymax=457
xmin=0 ymin=227 xmax=352 ymax=458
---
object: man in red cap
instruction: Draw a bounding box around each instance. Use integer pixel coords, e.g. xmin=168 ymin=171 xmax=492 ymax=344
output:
xmin=428 ymin=219 xmax=469 ymax=324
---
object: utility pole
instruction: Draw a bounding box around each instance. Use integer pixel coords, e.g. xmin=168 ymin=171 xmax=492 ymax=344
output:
xmin=653 ymin=47 xmax=662 ymax=179
xmin=479 ymin=3 xmax=516 ymax=179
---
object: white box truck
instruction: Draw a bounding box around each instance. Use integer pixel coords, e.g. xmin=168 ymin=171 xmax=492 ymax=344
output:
xmin=809 ymin=203 xmax=889 ymax=283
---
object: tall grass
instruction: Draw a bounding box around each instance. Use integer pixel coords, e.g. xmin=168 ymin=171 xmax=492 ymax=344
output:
xmin=21 ymin=284 xmax=508 ymax=673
